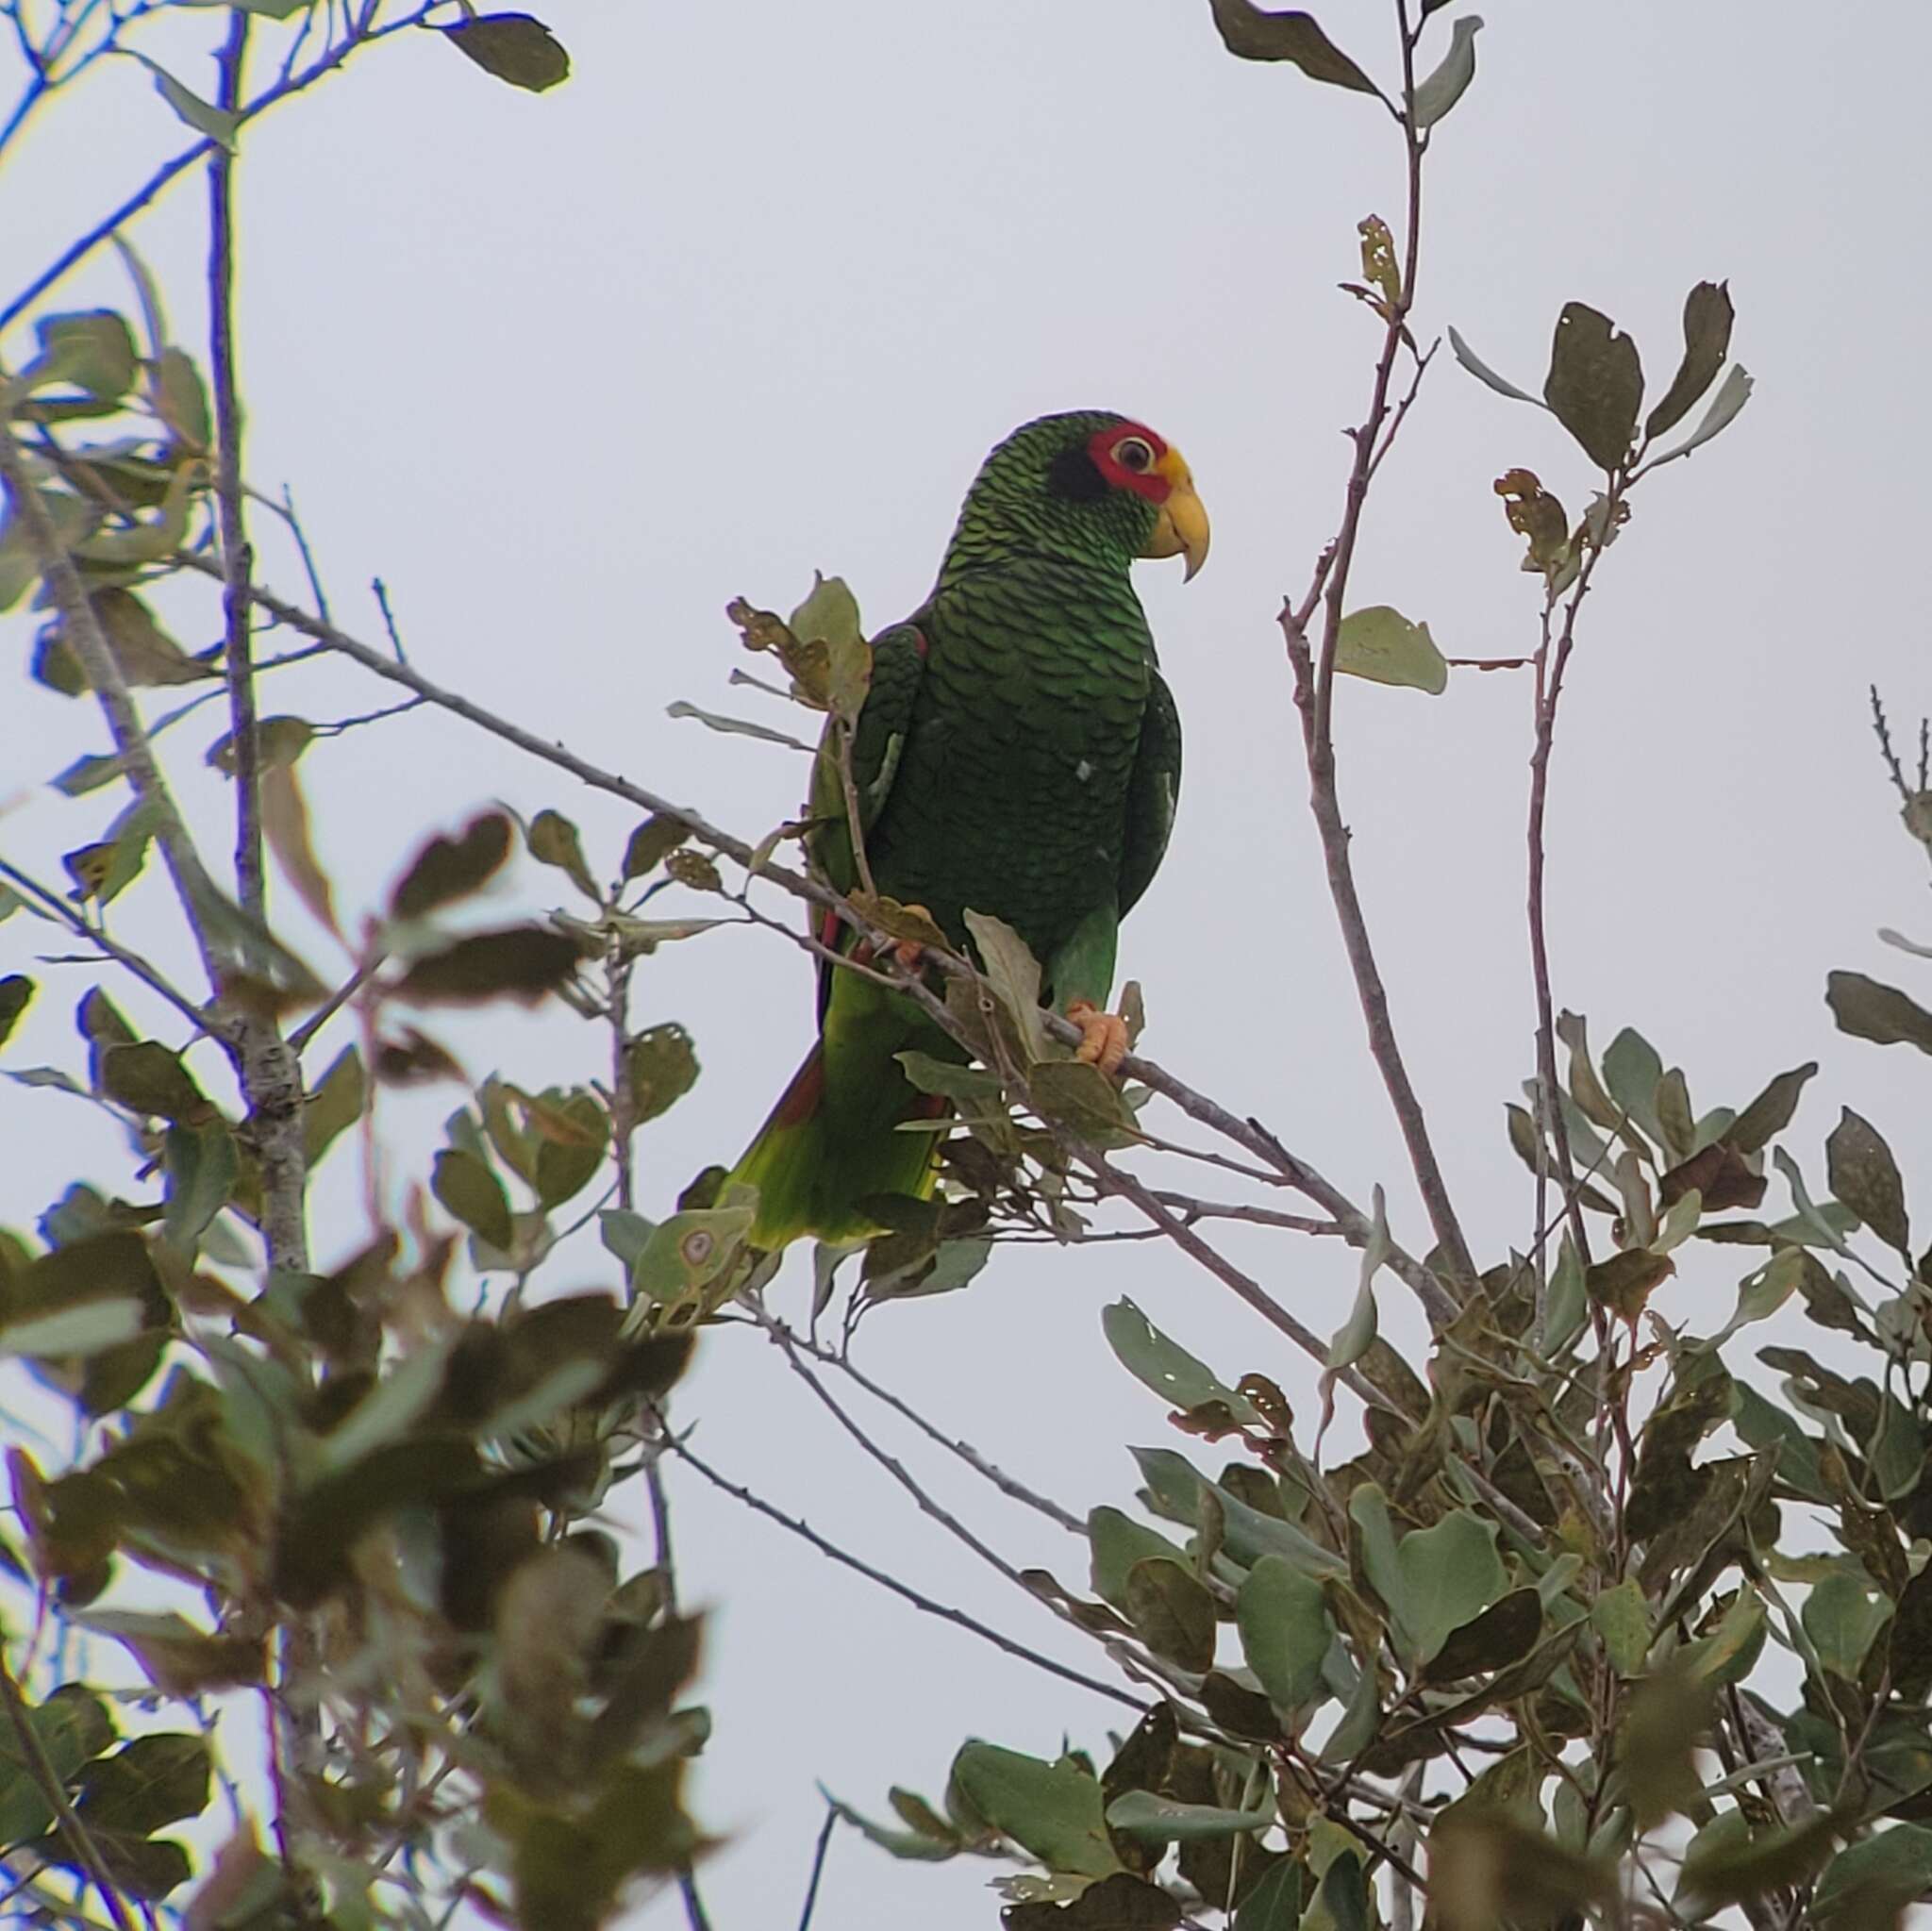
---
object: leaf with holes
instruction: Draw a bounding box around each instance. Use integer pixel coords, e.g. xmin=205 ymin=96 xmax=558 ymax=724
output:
xmin=1646 ymin=281 xmax=1734 ymax=438
xmin=1102 ymin=1299 xmax=1257 ymax=1423
xmin=1544 ymin=302 xmax=1642 ymax=472
xmin=1335 ymin=606 xmax=1448 ymax=694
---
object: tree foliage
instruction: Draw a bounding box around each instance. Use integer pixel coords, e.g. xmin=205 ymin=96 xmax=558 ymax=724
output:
xmin=3 ymin=0 xmax=1929 ymax=1928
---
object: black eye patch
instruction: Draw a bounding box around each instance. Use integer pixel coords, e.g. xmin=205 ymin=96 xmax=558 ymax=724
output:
xmin=1046 ymin=443 xmax=1109 ymax=503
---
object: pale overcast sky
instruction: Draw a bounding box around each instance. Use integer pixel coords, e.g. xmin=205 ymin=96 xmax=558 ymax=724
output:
xmin=4 ymin=2 xmax=1930 ymax=1924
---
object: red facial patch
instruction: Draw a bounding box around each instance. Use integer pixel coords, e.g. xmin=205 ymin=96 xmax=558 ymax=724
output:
xmin=1087 ymin=421 xmax=1172 ymax=504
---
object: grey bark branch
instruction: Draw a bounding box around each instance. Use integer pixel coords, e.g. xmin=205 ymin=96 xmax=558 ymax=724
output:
xmin=209 ymin=13 xmax=308 ymax=1277
xmin=1278 ymin=28 xmax=1477 ymax=1300
xmin=0 ymin=427 xmax=233 ymax=1004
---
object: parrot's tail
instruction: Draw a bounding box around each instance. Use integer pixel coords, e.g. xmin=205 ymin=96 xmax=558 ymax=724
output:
xmin=730 ymin=1040 xmax=950 ymax=1251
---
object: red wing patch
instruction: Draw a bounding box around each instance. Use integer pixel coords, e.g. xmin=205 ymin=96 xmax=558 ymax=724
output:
xmin=773 ymin=1045 xmax=826 ymax=1129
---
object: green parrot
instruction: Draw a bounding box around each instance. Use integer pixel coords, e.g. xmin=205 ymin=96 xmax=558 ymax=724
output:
xmin=731 ymin=408 xmax=1209 ymax=1250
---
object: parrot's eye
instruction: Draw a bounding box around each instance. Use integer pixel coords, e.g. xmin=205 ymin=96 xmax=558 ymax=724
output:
xmin=1113 ymin=437 xmax=1156 ymax=474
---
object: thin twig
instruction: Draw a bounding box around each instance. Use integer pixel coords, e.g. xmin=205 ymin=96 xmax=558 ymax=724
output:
xmin=660 ymin=1427 xmax=1149 ymax=1716
xmin=193 ymin=561 xmax=1455 ymax=1321
xmin=771 ymin=1325 xmax=1084 ymax=1534
xmin=0 ymin=857 xmax=217 ymax=1040
xmin=1276 ymin=0 xmax=1475 ymax=1297
xmin=1 ymin=0 xmax=441 ymax=332
xmin=796 ymin=1806 xmax=841 ymax=1931
xmin=207 ymin=12 xmax=309 ymax=1280
xmin=0 ymin=1640 xmax=137 ymax=1931
xmin=0 ymin=427 xmax=231 ymax=999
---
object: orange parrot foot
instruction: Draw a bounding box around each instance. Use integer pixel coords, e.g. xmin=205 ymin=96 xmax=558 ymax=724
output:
xmin=1066 ymin=1000 xmax=1131 ymax=1079
xmin=891 ymin=904 xmax=936 ymax=972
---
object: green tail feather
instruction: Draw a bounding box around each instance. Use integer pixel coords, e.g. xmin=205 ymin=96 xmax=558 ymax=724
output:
xmin=730 ymin=973 xmax=955 ymax=1251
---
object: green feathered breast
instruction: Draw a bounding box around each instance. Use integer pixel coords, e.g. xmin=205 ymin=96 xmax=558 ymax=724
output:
xmin=732 ymin=409 xmax=1197 ymax=1250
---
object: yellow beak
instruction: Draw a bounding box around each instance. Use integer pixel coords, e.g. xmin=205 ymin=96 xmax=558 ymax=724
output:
xmin=1141 ymin=446 xmax=1210 ymax=581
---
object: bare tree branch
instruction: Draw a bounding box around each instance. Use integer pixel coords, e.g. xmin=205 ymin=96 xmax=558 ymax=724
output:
xmin=208 ymin=11 xmax=309 ymax=1277
xmin=660 ymin=1424 xmax=1150 ymax=1717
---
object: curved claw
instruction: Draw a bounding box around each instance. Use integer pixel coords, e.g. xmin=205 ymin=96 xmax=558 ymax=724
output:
xmin=1066 ymin=999 xmax=1131 ymax=1080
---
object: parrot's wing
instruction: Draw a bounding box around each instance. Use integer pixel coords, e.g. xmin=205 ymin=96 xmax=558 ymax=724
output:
xmin=1118 ymin=667 xmax=1182 ymax=919
xmin=804 ymin=619 xmax=930 ymax=1012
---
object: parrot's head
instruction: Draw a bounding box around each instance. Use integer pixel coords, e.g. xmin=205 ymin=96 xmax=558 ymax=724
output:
xmin=941 ymin=409 xmax=1210 ymax=585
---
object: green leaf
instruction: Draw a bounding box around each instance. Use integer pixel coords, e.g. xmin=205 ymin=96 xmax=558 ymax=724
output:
xmin=0 ymin=1684 xmax=114 ymax=1845
xmin=73 ymin=1731 xmax=209 ymax=1837
xmin=1543 ymin=1230 xmax=1587 ymax=1353
xmin=1204 ymin=0 xmax=1380 ymax=92
xmin=1825 ymin=1107 xmax=1910 ymax=1257
xmin=394 ymin=926 xmax=579 ymax=1005
xmin=1423 ymin=1588 xmax=1543 ymax=1684
xmin=0 ymin=1298 xmax=145 ymax=1357
xmin=1325 ymin=1184 xmax=1385 ymax=1380
xmin=389 ymin=811 xmax=513 ymax=920
xmin=526 ymin=809 xmax=600 ymax=901
xmin=125 ymin=52 xmax=239 ymax=147
xmin=1591 ymin=1578 xmax=1650 ymax=1675
xmin=1680 ymin=1814 xmax=1839 ymax=1913
xmin=151 ymin=347 xmax=211 ymax=448
xmin=30 ymin=311 xmax=139 ymax=402
xmin=1235 ymin=1554 xmax=1332 ymax=1709
xmin=1233 ymin=1861 xmax=1300 ymax=1931
xmin=949 ymin=1742 xmax=1120 ymax=1876
xmin=1088 ymin=1507 xmax=1189 ymax=1612
xmin=1409 ymin=14 xmax=1481 ymax=129
xmin=1644 ymin=363 xmax=1754 ymax=470
xmin=99 ymin=1040 xmax=212 ymax=1123
xmin=1447 ymin=325 xmax=1542 ymax=406
xmin=0 ymin=484 xmax=96 ymax=613
xmin=304 ymin=1045 xmax=365 ymax=1168
xmin=1544 ymin=301 xmax=1642 ymax=472
xmin=1104 ymin=1790 xmax=1272 ymax=1843
xmin=666 ymin=698 xmax=813 ymax=749
xmin=622 ymin=813 xmax=691 ymax=878
xmin=622 ymin=1019 xmax=699 ymax=1127
xmin=1587 ymin=1247 xmax=1674 ymax=1322
xmin=76 ymin=1610 xmax=261 ymax=1696
xmin=1707 ymin=1245 xmax=1807 ymax=1347
xmin=1334 ymin=606 xmax=1448 ymax=694
xmin=964 ymin=909 xmax=1046 ymax=1060
xmin=1725 ymin=1060 xmax=1817 ymax=1155
xmin=1646 ymin=281 xmax=1735 ymax=438
xmin=1826 ymin=970 xmax=1932 ymax=1056
xmin=433 ymin=1148 xmax=514 ymax=1253
xmin=1133 ymin=1449 xmax=1345 ymax=1577
xmin=1803 ymin=1570 xmax=1890 ymax=1680
xmin=1393 ymin=1508 xmax=1507 ymax=1667
xmin=1811 ymin=1823 xmax=1932 ymax=1924
xmin=1102 ymin=1298 xmax=1257 ymax=1422
xmin=819 ymin=1789 xmax=958 ymax=1862
xmin=161 ymin=1122 xmax=236 ymax=1254
xmin=1124 ymin=1556 xmax=1216 ymax=1672
xmin=1601 ymin=1026 xmax=1664 ymax=1145
xmin=0 ymin=974 xmax=33 ymax=1048
xmin=441 ymin=12 xmax=571 ymax=91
